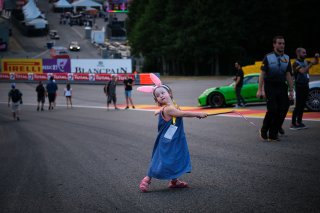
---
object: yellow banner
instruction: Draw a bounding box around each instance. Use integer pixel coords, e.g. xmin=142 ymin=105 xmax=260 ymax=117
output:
xmin=1 ymin=58 xmax=43 ymax=73
xmin=243 ymin=58 xmax=320 ymax=75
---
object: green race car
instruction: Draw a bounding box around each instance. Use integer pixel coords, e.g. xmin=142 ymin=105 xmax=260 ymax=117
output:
xmin=198 ymin=73 xmax=264 ymax=107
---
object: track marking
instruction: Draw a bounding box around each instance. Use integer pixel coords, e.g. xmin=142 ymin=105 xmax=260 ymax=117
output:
xmin=1 ymin=102 xmax=319 ymax=121
xmin=32 ymin=49 xmax=50 ymax=58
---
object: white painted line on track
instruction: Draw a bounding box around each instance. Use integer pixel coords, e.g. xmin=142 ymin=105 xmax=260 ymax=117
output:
xmin=1 ymin=102 xmax=319 ymax=121
xmin=32 ymin=49 xmax=49 ymax=58
xmin=71 ymin=27 xmax=84 ymax=39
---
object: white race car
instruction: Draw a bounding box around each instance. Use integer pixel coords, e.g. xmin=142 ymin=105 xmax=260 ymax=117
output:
xmin=69 ymin=41 xmax=80 ymax=51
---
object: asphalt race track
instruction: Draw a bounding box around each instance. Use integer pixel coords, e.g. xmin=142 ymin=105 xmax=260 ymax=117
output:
xmin=0 ymin=79 xmax=320 ymax=212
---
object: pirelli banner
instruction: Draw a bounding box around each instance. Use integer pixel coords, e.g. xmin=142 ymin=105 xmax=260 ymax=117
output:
xmin=1 ymin=59 xmax=43 ymax=73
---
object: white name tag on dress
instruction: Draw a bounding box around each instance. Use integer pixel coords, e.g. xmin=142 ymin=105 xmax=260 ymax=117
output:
xmin=164 ymin=125 xmax=178 ymax=140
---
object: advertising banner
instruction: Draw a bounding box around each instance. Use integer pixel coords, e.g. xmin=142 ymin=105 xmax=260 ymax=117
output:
xmin=73 ymin=73 xmax=89 ymax=81
xmin=94 ymin=74 xmax=135 ymax=82
xmin=67 ymin=73 xmax=73 ymax=81
xmin=117 ymin=74 xmax=135 ymax=81
xmin=95 ymin=74 xmax=111 ymax=81
xmin=1 ymin=59 xmax=42 ymax=73
xmin=52 ymin=73 xmax=68 ymax=80
xmin=71 ymin=59 xmax=132 ymax=74
xmin=0 ymin=73 xmax=10 ymax=80
xmin=15 ymin=73 xmax=29 ymax=80
xmin=33 ymin=73 xmax=49 ymax=81
xmin=42 ymin=59 xmax=71 ymax=73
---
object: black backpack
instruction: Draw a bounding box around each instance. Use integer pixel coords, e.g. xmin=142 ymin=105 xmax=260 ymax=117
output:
xmin=11 ymin=89 xmax=22 ymax=103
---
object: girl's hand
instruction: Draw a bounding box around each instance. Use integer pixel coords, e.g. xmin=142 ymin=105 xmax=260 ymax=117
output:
xmin=197 ymin=112 xmax=208 ymax=119
xmin=154 ymin=110 xmax=160 ymax=116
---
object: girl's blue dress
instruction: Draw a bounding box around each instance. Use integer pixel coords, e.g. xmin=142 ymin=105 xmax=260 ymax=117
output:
xmin=147 ymin=112 xmax=191 ymax=180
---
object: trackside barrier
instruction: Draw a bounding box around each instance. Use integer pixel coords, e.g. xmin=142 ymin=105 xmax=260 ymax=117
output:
xmin=139 ymin=73 xmax=160 ymax=85
xmin=0 ymin=73 xmax=160 ymax=85
xmin=243 ymin=58 xmax=320 ymax=75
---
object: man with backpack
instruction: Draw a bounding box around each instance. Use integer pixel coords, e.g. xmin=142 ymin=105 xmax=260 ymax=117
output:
xmin=103 ymin=74 xmax=119 ymax=110
xmin=8 ymin=83 xmax=23 ymax=121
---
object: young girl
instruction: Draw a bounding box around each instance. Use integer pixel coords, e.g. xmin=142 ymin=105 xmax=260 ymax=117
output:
xmin=64 ymin=83 xmax=72 ymax=108
xmin=138 ymin=75 xmax=207 ymax=192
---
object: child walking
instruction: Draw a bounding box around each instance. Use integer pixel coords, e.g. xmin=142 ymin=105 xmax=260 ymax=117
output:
xmin=64 ymin=83 xmax=72 ymax=108
xmin=137 ymin=74 xmax=207 ymax=192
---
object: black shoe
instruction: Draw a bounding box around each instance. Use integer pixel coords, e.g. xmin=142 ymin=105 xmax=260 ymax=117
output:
xmin=17 ymin=117 xmax=20 ymax=121
xmin=289 ymin=124 xmax=301 ymax=130
xmin=37 ymin=106 xmax=39 ymax=111
xmin=41 ymin=108 xmax=44 ymax=111
xmin=279 ymin=127 xmax=285 ymax=135
xmin=125 ymin=106 xmax=129 ymax=109
xmin=268 ymin=137 xmax=280 ymax=142
xmin=259 ymin=129 xmax=268 ymax=141
xmin=297 ymin=123 xmax=308 ymax=129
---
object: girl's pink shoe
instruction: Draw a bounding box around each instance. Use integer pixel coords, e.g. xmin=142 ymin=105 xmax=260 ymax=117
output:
xmin=139 ymin=176 xmax=151 ymax=192
xmin=169 ymin=179 xmax=188 ymax=188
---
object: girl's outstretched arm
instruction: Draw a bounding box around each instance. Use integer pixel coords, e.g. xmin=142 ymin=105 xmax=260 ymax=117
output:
xmin=164 ymin=105 xmax=207 ymax=119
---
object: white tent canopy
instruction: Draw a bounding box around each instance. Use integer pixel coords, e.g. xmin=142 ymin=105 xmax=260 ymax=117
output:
xmin=54 ymin=0 xmax=72 ymax=8
xmin=71 ymin=0 xmax=102 ymax=10
xmin=22 ymin=0 xmax=47 ymax=29
xmin=22 ymin=0 xmax=41 ymax=21
xmin=25 ymin=18 xmax=48 ymax=29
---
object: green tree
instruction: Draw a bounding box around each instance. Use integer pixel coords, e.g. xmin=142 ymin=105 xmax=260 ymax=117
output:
xmin=127 ymin=0 xmax=319 ymax=75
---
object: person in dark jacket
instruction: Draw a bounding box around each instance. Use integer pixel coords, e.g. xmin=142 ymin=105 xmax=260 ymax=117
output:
xmin=290 ymin=48 xmax=319 ymax=130
xmin=234 ymin=62 xmax=245 ymax=108
xmin=8 ymin=83 xmax=23 ymax=121
xmin=46 ymin=76 xmax=58 ymax=110
xmin=256 ymin=36 xmax=294 ymax=142
xmin=104 ymin=75 xmax=119 ymax=110
xmin=36 ymin=81 xmax=46 ymax=111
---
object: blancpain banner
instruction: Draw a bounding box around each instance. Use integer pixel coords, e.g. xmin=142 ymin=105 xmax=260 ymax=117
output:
xmin=71 ymin=59 xmax=132 ymax=74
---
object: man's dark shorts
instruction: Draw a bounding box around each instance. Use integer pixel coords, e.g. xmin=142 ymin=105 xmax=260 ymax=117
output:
xmin=37 ymin=95 xmax=45 ymax=103
xmin=48 ymin=93 xmax=56 ymax=103
xmin=107 ymin=95 xmax=116 ymax=104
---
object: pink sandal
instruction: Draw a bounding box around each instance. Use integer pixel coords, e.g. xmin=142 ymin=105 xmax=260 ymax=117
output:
xmin=139 ymin=176 xmax=151 ymax=192
xmin=169 ymin=179 xmax=188 ymax=188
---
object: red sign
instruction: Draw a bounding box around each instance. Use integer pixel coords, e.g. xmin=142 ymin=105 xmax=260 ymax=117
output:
xmin=34 ymin=74 xmax=48 ymax=81
xmin=0 ymin=73 xmax=10 ymax=79
xmin=73 ymin=73 xmax=89 ymax=81
xmin=94 ymin=74 xmax=135 ymax=82
xmin=15 ymin=73 xmax=28 ymax=80
xmin=117 ymin=74 xmax=135 ymax=81
xmin=53 ymin=73 xmax=68 ymax=80
xmin=95 ymin=74 xmax=111 ymax=81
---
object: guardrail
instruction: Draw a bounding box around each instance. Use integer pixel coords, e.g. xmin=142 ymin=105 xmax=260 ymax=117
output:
xmin=0 ymin=73 xmax=160 ymax=85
